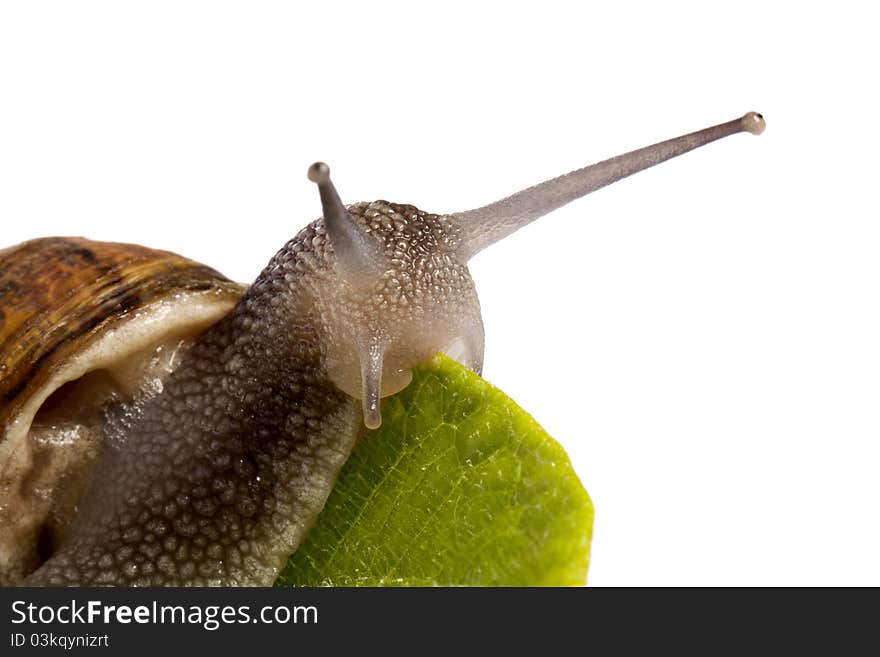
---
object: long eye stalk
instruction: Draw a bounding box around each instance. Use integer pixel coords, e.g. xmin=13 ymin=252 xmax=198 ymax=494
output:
xmin=308 ymin=162 xmax=385 ymax=281
xmin=451 ymin=111 xmax=765 ymax=259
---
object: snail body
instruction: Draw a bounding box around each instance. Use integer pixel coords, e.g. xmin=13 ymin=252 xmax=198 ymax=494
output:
xmin=0 ymin=112 xmax=764 ymax=586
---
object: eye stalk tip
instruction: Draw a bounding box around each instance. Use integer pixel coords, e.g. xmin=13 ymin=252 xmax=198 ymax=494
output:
xmin=308 ymin=161 xmax=331 ymax=184
xmin=741 ymin=111 xmax=766 ymax=135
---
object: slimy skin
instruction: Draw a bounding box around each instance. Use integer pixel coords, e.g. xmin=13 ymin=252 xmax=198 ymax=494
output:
xmin=2 ymin=112 xmax=764 ymax=586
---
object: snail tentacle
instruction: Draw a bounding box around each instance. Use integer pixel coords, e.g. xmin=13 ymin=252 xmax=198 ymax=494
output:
xmin=451 ymin=112 xmax=766 ymax=259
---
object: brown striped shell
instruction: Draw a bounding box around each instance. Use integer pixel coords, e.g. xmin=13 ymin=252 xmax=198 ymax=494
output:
xmin=0 ymin=237 xmax=245 ymax=583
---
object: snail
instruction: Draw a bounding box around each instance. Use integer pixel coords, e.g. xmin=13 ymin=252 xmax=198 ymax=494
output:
xmin=0 ymin=111 xmax=765 ymax=586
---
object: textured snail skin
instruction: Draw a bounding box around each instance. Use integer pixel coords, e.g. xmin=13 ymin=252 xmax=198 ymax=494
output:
xmin=25 ymin=202 xmax=481 ymax=586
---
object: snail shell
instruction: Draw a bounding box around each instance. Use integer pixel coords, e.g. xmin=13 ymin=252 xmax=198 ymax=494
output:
xmin=0 ymin=237 xmax=243 ymax=584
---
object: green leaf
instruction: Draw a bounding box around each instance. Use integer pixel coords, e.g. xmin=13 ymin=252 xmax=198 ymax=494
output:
xmin=275 ymin=354 xmax=593 ymax=587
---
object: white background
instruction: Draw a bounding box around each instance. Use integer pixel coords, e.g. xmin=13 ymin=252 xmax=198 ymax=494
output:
xmin=1 ymin=2 xmax=877 ymax=586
